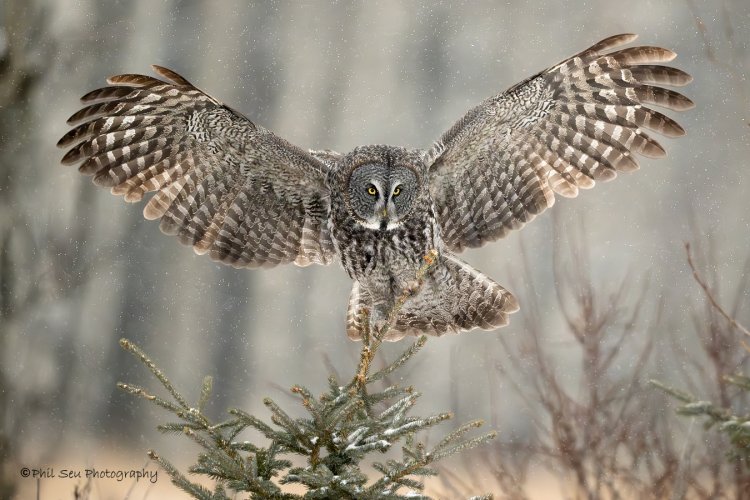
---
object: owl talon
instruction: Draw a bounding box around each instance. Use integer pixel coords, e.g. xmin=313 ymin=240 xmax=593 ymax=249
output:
xmin=373 ymin=319 xmax=388 ymax=335
xmin=403 ymin=280 xmax=420 ymax=297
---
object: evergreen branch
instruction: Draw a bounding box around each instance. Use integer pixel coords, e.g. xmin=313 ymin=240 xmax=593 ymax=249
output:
xmin=344 ymin=438 xmax=391 ymax=454
xmin=191 ymin=452 xmax=244 ymax=481
xmin=652 ymin=376 xmax=750 ymax=462
xmin=648 ymin=379 xmax=695 ymax=403
xmin=379 ymin=392 xmax=419 ymax=421
xmin=182 ymin=426 xmax=230 ymax=454
xmin=676 ymin=401 xmax=729 ymax=420
xmin=325 ymin=394 xmax=366 ymax=430
xmin=291 ymin=384 xmax=326 ymax=431
xmin=230 ymin=408 xmax=277 ymax=438
xmin=726 ymin=374 xmax=750 ymax=391
xmin=396 ymin=477 xmax=426 ymax=490
xmin=263 ymin=397 xmax=314 ymax=454
xmin=207 ymin=418 xmax=244 ymax=431
xmin=117 ymin=382 xmax=183 ymax=413
xmin=650 ymin=380 xmax=729 ymax=421
xmin=326 ymin=375 xmax=342 ymax=398
xmin=157 ymin=422 xmax=204 ymax=434
xmin=367 ymin=459 xmax=432 ymax=493
xmin=365 ymin=385 xmax=413 ymax=408
xmin=229 ymin=441 xmax=260 ymax=453
xmin=367 ymin=335 xmax=428 ymax=384
xmin=198 ymin=376 xmax=213 ymax=413
xmin=177 ymin=407 xmax=211 ymax=428
xmin=119 ymin=338 xmax=190 ymax=409
xmin=209 ymin=419 xmax=249 ymax=442
xmin=427 ymin=431 xmax=498 ymax=463
xmin=382 ymin=413 xmax=452 ymax=441
xmin=147 ymin=450 xmax=217 ymax=500
xmin=431 ymin=419 xmax=485 ymax=455
xmin=263 ymin=397 xmax=300 ymax=435
xmin=401 ymin=445 xmax=423 ymax=463
xmin=290 ymin=384 xmax=315 ymax=405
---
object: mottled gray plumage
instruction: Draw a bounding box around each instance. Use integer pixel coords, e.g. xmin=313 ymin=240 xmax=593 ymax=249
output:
xmin=58 ymin=34 xmax=693 ymax=340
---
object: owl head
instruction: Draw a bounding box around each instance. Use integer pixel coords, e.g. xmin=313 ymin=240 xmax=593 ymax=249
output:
xmin=342 ymin=145 xmax=425 ymax=230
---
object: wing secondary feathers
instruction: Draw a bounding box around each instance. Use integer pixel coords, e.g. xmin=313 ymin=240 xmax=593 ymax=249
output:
xmin=59 ymin=67 xmax=335 ymax=268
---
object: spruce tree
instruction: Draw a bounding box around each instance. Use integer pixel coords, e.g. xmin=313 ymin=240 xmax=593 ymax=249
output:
xmin=118 ymin=251 xmax=496 ymax=498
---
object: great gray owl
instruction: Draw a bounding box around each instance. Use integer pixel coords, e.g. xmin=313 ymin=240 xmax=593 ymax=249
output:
xmin=58 ymin=34 xmax=692 ymax=340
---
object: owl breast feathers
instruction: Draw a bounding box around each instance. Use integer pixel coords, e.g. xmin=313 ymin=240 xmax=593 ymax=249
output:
xmin=58 ymin=34 xmax=693 ymax=340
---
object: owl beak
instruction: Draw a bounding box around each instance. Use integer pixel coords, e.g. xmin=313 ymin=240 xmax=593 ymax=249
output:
xmin=380 ymin=208 xmax=388 ymax=218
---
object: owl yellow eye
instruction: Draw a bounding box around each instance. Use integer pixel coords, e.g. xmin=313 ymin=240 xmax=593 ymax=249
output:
xmin=393 ymin=186 xmax=401 ymax=196
xmin=367 ymin=186 xmax=377 ymax=196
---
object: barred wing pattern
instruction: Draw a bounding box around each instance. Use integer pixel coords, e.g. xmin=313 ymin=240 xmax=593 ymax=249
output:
xmin=426 ymin=34 xmax=694 ymax=252
xmin=58 ymin=66 xmax=334 ymax=268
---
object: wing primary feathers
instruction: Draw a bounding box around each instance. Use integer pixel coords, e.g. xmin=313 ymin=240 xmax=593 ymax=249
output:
xmin=428 ymin=33 xmax=693 ymax=252
xmin=582 ymin=33 xmax=639 ymax=56
xmin=634 ymin=86 xmax=695 ymax=111
xmin=59 ymin=66 xmax=335 ymax=269
xmin=628 ymin=65 xmax=693 ymax=86
xmin=80 ymin=86 xmax=137 ymax=104
xmin=106 ymin=74 xmax=162 ymax=86
xmin=151 ymin=65 xmax=194 ymax=87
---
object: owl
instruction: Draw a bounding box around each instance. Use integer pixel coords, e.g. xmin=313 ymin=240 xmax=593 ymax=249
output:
xmin=58 ymin=34 xmax=692 ymax=340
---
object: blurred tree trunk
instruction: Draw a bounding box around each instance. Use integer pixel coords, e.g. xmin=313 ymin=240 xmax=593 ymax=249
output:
xmin=94 ymin=0 xmax=172 ymax=434
xmin=0 ymin=0 xmax=53 ymax=494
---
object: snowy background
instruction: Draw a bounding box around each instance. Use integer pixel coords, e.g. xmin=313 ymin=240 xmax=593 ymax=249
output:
xmin=2 ymin=0 xmax=748 ymax=497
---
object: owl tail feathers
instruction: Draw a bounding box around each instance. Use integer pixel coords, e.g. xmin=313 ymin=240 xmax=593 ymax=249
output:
xmin=346 ymin=254 xmax=519 ymax=342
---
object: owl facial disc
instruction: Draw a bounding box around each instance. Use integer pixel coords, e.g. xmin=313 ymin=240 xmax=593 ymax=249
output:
xmin=347 ymin=161 xmax=418 ymax=230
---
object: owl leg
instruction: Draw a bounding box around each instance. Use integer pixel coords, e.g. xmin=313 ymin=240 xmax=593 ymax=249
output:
xmin=369 ymin=296 xmax=394 ymax=335
xmin=345 ymin=281 xmax=398 ymax=340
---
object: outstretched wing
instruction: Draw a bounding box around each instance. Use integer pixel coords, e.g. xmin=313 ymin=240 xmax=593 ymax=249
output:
xmin=58 ymin=66 xmax=335 ymax=268
xmin=426 ymin=34 xmax=694 ymax=252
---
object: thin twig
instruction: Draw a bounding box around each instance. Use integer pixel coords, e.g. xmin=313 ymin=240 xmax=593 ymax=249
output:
xmin=685 ymin=242 xmax=750 ymax=337
xmin=352 ymin=249 xmax=439 ymax=391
